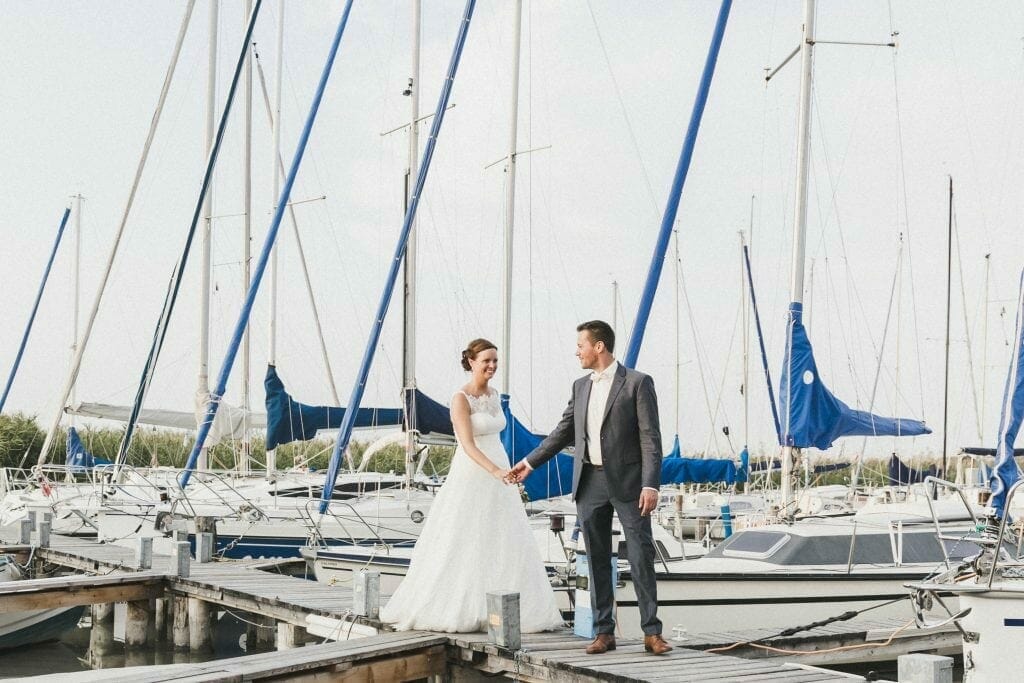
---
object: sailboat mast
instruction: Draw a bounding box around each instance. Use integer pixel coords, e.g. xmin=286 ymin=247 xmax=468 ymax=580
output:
xmin=500 ymin=0 xmax=523 ymax=396
xmin=942 ymin=177 xmax=953 ymax=478
xmin=198 ymin=0 xmax=219 ymax=472
xmin=70 ymin=194 xmax=83 ymax=419
xmin=266 ymin=0 xmax=284 ymax=477
xmin=240 ymin=0 xmax=253 ymax=474
xmin=982 ymin=252 xmax=991 ymax=442
xmin=403 ymin=0 xmax=422 ymax=485
xmin=781 ymin=0 xmax=816 ymax=514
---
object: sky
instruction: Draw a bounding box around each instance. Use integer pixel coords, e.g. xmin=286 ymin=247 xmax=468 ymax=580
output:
xmin=2 ymin=1 xmax=1024 ymax=466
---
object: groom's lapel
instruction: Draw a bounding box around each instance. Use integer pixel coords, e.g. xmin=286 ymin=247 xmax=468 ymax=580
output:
xmin=577 ymin=378 xmax=593 ymax=429
xmin=602 ymin=364 xmax=627 ymax=425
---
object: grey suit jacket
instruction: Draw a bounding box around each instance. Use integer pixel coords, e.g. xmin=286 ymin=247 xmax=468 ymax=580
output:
xmin=526 ymin=363 xmax=662 ymax=501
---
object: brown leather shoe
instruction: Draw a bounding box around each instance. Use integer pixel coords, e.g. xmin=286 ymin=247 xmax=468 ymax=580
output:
xmin=585 ymin=633 xmax=616 ymax=654
xmin=644 ymin=634 xmax=673 ymax=655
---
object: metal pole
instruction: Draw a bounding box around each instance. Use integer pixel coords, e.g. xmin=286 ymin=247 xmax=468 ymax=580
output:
xmin=500 ymin=0 xmax=523 ymax=396
xmin=0 ymin=208 xmax=71 ymax=414
xmin=240 ymin=0 xmax=253 ymax=474
xmin=70 ymin=194 xmax=83 ymax=420
xmin=403 ymin=0 xmax=422 ymax=485
xmin=781 ymin=0 xmax=816 ymax=515
xmin=942 ymin=177 xmax=953 ymax=478
xmin=624 ymin=0 xmax=733 ymax=368
xmin=198 ymin=0 xmax=219 ymax=472
xmin=266 ymin=0 xmax=284 ymax=477
xmin=982 ymin=252 xmax=991 ymax=442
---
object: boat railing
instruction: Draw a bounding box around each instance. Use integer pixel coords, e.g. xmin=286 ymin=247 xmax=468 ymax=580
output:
xmin=982 ymin=479 xmax=1024 ymax=588
xmin=172 ymin=469 xmax=269 ymax=522
xmin=302 ymin=498 xmax=386 ymax=549
xmin=922 ymin=476 xmax=981 ymax=569
xmin=89 ymin=465 xmax=174 ymax=507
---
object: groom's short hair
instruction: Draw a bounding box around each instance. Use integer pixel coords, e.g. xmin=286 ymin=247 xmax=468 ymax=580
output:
xmin=577 ymin=320 xmax=615 ymax=353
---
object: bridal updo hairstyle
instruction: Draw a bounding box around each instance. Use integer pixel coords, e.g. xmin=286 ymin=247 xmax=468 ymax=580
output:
xmin=461 ymin=338 xmax=497 ymax=371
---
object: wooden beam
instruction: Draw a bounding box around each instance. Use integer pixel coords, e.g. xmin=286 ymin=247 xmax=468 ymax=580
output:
xmin=0 ymin=573 xmax=165 ymax=612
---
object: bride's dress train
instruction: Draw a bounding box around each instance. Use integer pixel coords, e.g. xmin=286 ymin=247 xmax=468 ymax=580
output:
xmin=380 ymin=389 xmax=563 ymax=632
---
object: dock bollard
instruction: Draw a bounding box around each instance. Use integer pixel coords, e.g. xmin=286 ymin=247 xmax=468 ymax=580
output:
xmin=353 ymin=570 xmax=380 ymax=619
xmin=196 ymin=532 xmax=214 ymax=563
xmin=136 ymin=537 xmax=153 ymax=569
xmin=37 ymin=520 xmax=51 ymax=548
xmin=19 ymin=519 xmax=31 ymax=544
xmin=486 ymin=591 xmax=521 ymax=651
xmin=898 ymin=654 xmax=953 ymax=683
xmin=171 ymin=541 xmax=190 ymax=578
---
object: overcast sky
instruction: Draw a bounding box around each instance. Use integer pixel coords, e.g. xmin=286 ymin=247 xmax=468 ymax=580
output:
xmin=3 ymin=1 xmax=1024 ymax=465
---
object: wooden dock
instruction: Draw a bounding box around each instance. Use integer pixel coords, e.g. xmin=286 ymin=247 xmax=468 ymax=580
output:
xmin=0 ymin=536 xmax=920 ymax=680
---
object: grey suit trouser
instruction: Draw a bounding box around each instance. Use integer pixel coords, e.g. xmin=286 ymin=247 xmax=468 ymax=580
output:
xmin=576 ymin=465 xmax=662 ymax=636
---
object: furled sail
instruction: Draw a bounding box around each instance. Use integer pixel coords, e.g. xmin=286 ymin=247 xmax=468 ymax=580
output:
xmin=989 ymin=272 xmax=1024 ymax=519
xmin=65 ymin=427 xmax=111 ymax=470
xmin=67 ymin=401 xmax=266 ymax=447
xmin=780 ymin=302 xmax=931 ymax=450
xmin=660 ymin=436 xmax=748 ymax=485
xmin=264 ymin=366 xmax=402 ymax=450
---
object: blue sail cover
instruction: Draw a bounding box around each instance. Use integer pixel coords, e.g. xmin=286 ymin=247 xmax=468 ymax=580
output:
xmin=888 ymin=453 xmax=936 ymax=486
xmin=404 ymin=389 xmax=455 ymax=438
xmin=780 ymin=302 xmax=931 ymax=449
xmin=660 ymin=436 xmax=748 ymax=484
xmin=264 ymin=366 xmax=403 ymax=450
xmin=66 ymin=427 xmax=111 ymax=470
xmin=989 ymin=272 xmax=1024 ymax=519
xmin=500 ymin=394 xmax=574 ymax=501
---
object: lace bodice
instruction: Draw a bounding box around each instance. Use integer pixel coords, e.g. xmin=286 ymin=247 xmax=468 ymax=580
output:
xmin=456 ymin=388 xmax=505 ymax=436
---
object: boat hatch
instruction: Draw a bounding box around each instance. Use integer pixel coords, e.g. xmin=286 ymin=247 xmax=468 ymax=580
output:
xmin=719 ymin=531 xmax=791 ymax=560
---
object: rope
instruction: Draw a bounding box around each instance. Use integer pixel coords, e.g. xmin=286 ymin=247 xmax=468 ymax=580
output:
xmin=706 ymin=596 xmax=910 ymax=655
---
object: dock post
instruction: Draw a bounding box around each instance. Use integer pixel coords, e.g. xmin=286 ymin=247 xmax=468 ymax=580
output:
xmin=486 ymin=591 xmax=521 ymax=651
xmin=170 ymin=540 xmax=190 ymax=577
xmin=172 ymin=596 xmax=189 ymax=650
xmin=26 ymin=510 xmax=36 ymax=529
xmin=37 ymin=520 xmax=51 ymax=547
xmin=136 ymin=536 xmax=153 ymax=569
xmin=196 ymin=532 xmax=215 ymax=563
xmin=188 ymin=598 xmax=213 ymax=652
xmin=125 ymin=599 xmax=152 ymax=647
xmin=353 ymin=570 xmax=380 ymax=619
xmin=277 ymin=622 xmax=307 ymax=650
xmin=154 ymin=597 xmax=168 ymax=642
xmin=18 ymin=518 xmax=31 ymax=544
xmin=88 ymin=603 xmax=117 ymax=665
xmin=898 ymin=654 xmax=953 ymax=683
xmin=256 ymin=615 xmax=276 ymax=648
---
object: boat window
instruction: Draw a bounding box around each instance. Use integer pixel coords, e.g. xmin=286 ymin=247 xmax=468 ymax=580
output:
xmin=720 ymin=531 xmax=791 ymax=559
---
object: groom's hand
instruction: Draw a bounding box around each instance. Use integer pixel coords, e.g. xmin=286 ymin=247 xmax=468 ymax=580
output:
xmin=508 ymin=461 xmax=531 ymax=483
xmin=638 ymin=489 xmax=658 ymax=516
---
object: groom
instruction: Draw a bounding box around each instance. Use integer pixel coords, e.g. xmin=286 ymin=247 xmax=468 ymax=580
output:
xmin=509 ymin=320 xmax=670 ymax=655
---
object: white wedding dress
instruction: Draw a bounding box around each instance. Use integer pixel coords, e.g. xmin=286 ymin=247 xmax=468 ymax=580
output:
xmin=380 ymin=388 xmax=563 ymax=633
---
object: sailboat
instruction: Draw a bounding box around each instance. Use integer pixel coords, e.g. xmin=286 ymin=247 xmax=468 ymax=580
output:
xmin=909 ymin=269 xmax=1024 ymax=682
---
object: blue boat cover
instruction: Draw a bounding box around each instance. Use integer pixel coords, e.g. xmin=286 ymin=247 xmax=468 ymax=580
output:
xmin=404 ymin=388 xmax=455 ymax=438
xmin=264 ymin=366 xmax=403 ymax=450
xmin=780 ymin=302 xmax=931 ymax=449
xmin=887 ymin=454 xmax=936 ymax=486
xmin=66 ymin=427 xmax=111 ymax=470
xmin=660 ymin=437 xmax=748 ymax=484
xmin=500 ymin=394 xmax=575 ymax=501
xmin=990 ymin=272 xmax=1024 ymax=518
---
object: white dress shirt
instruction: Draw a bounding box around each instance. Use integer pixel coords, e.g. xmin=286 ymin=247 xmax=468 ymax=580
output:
xmin=585 ymin=361 xmax=618 ymax=466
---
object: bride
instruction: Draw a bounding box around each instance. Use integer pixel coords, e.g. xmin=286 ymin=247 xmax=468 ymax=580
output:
xmin=380 ymin=338 xmax=563 ymax=632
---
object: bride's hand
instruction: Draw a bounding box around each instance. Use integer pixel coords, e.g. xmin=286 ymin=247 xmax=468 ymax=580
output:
xmin=491 ymin=467 xmax=511 ymax=482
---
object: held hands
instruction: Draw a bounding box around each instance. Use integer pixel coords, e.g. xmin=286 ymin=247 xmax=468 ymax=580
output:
xmin=491 ymin=467 xmax=511 ymax=483
xmin=638 ymin=489 xmax=658 ymax=517
xmin=506 ymin=460 xmax=531 ymax=484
